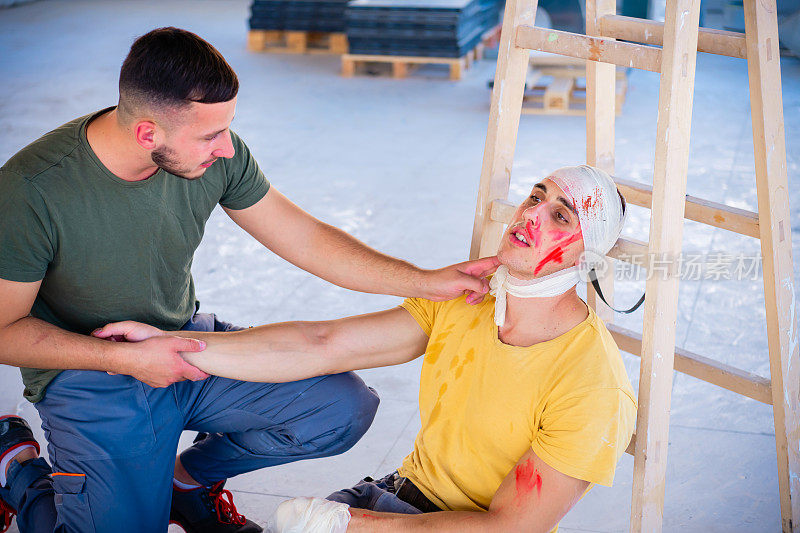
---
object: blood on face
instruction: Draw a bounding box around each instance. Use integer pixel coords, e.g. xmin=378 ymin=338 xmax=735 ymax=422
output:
xmin=533 ymin=230 xmax=582 ymax=276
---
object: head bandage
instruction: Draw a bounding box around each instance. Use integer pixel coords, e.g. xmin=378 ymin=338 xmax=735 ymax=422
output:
xmin=490 ymin=165 xmax=625 ymax=327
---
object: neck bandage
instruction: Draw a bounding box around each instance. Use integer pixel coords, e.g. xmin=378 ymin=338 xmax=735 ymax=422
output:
xmin=490 ymin=265 xmax=582 ymax=326
xmin=491 ymin=165 xmax=625 ymax=327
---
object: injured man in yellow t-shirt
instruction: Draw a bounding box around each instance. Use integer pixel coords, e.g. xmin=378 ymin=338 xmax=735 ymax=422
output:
xmin=96 ymin=165 xmax=637 ymax=533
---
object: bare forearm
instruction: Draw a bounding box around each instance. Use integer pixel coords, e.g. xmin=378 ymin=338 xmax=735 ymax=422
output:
xmin=0 ymin=316 xmax=125 ymax=372
xmin=347 ymin=509 xmax=511 ymax=533
xmin=176 ymin=321 xmax=344 ymax=382
xmin=302 ymin=222 xmax=425 ymax=297
xmin=174 ymin=309 xmax=425 ymax=382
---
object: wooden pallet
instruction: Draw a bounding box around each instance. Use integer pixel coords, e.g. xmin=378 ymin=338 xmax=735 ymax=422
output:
xmin=520 ymin=64 xmax=628 ymax=115
xmin=247 ymin=30 xmax=348 ymax=54
xmin=482 ymin=22 xmax=503 ymax=48
xmin=341 ymin=44 xmax=483 ymax=80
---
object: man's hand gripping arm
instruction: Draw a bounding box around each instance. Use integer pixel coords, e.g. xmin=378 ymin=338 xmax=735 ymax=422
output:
xmin=0 ymin=277 xmax=207 ymax=388
xmin=224 ymin=187 xmax=499 ymax=304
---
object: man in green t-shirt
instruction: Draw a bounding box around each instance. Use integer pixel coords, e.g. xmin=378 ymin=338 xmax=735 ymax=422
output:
xmin=0 ymin=27 xmax=497 ymax=533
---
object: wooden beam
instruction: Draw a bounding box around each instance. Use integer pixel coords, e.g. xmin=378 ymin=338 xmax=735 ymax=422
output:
xmin=488 ymin=199 xmax=516 ymax=224
xmin=515 ymin=26 xmax=663 ymax=72
xmin=598 ymin=15 xmax=747 ymax=59
xmin=607 ymin=237 xmax=649 ymax=268
xmin=744 ymin=0 xmax=800 ymax=528
xmin=585 ymin=0 xmax=618 ymax=324
xmin=470 ymin=0 xmax=539 ymax=260
xmin=543 ymin=76 xmax=574 ymax=111
xmin=615 ymin=177 xmax=760 ymax=238
xmin=609 ymin=324 xmax=773 ymax=404
xmin=631 ymin=0 xmax=701 ymax=529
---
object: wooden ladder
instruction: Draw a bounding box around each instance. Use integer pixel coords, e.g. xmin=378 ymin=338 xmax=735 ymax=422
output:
xmin=470 ymin=0 xmax=799 ymax=530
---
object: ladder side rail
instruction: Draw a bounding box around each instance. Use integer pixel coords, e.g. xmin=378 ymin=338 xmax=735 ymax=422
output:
xmin=586 ymin=0 xmax=618 ymax=323
xmin=598 ymin=15 xmax=747 ymax=58
xmin=515 ymin=27 xmax=662 ymax=72
xmin=470 ymin=0 xmax=538 ymax=260
xmin=631 ymin=0 xmax=702 ymax=530
xmin=743 ymin=0 xmax=800 ymax=530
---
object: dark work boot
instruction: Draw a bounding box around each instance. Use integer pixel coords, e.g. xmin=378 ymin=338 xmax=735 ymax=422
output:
xmin=169 ymin=480 xmax=262 ymax=533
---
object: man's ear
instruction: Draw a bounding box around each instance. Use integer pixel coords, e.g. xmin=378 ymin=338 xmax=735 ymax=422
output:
xmin=133 ymin=121 xmax=159 ymax=150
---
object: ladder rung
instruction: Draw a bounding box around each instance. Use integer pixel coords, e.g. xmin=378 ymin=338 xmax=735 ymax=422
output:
xmin=616 ymin=178 xmax=760 ymax=238
xmin=490 ymin=199 xmax=649 ymax=267
xmin=607 ymin=324 xmax=773 ymax=405
xmin=489 ymin=198 xmax=517 ymax=224
xmin=607 ymin=237 xmax=649 ymax=268
xmin=598 ymin=15 xmax=747 ymax=59
xmin=515 ymin=26 xmax=662 ymax=73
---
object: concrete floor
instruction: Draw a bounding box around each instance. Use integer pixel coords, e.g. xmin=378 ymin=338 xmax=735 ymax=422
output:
xmin=1 ymin=0 xmax=799 ymax=531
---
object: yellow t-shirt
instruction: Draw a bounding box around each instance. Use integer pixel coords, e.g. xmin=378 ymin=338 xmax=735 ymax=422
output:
xmin=398 ymin=295 xmax=636 ymax=513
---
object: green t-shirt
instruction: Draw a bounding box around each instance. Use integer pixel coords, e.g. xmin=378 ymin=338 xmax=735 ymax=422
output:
xmin=0 ymin=108 xmax=270 ymax=402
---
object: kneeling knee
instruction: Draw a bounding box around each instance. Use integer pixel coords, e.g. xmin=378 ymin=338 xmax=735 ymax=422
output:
xmin=316 ymin=373 xmax=380 ymax=452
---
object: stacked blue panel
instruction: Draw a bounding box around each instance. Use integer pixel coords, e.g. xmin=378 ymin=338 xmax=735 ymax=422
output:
xmin=345 ymin=0 xmax=501 ymax=58
xmin=249 ymin=0 xmax=351 ymax=33
xmin=478 ymin=0 xmax=504 ymax=31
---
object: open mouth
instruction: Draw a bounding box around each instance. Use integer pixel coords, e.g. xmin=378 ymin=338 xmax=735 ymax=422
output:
xmin=509 ymin=223 xmax=532 ymax=247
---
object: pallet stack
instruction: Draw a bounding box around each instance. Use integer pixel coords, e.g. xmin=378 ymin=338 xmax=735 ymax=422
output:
xmin=520 ymin=53 xmax=629 ymax=115
xmin=342 ymin=0 xmax=500 ymax=79
xmin=248 ymin=0 xmax=350 ymax=53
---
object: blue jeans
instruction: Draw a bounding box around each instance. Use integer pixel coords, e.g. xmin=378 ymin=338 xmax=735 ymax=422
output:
xmin=3 ymin=313 xmax=380 ymax=532
xmin=327 ymin=472 xmax=428 ymax=514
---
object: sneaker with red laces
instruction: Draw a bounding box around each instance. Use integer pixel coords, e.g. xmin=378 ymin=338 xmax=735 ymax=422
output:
xmin=0 ymin=498 xmax=15 ymax=533
xmin=0 ymin=500 xmax=13 ymax=533
xmin=170 ymin=480 xmax=261 ymax=533
xmin=0 ymin=415 xmax=41 ymax=533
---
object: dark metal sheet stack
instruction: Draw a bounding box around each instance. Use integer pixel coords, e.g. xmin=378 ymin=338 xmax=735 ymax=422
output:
xmin=345 ymin=0 xmax=501 ymax=58
xmin=249 ymin=0 xmax=351 ymax=33
xmin=478 ymin=0 xmax=504 ymax=32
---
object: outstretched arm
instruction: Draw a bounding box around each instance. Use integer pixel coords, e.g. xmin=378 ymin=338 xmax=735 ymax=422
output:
xmin=94 ymin=307 xmax=429 ymax=382
xmin=272 ymin=448 xmax=589 ymax=532
xmin=224 ymin=187 xmax=499 ymax=303
xmin=345 ymin=448 xmax=589 ymax=532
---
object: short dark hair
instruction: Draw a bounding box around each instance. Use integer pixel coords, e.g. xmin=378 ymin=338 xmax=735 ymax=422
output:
xmin=118 ymin=27 xmax=238 ymax=120
xmin=617 ymin=188 xmax=627 ymax=216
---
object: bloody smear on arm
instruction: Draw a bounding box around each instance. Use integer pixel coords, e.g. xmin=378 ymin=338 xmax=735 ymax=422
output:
xmin=351 ymin=510 xmax=386 ymax=521
xmin=515 ymin=458 xmax=543 ymax=499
